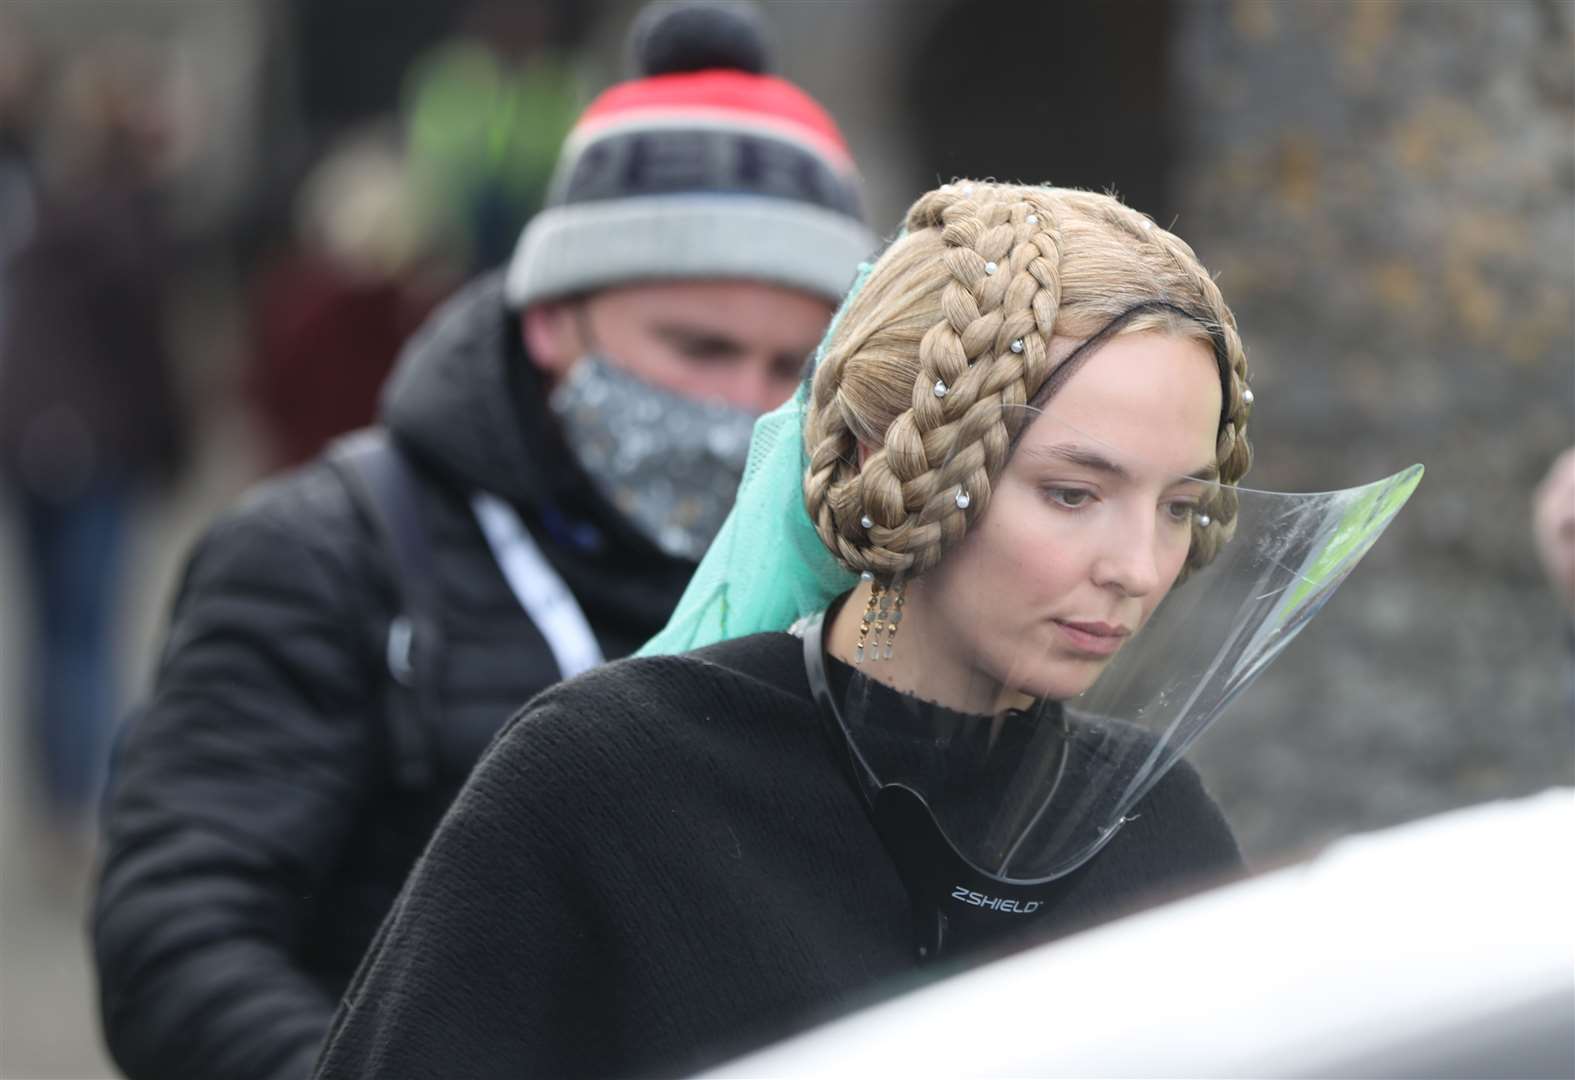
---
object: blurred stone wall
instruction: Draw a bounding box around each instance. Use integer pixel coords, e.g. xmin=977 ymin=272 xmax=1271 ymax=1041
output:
xmin=1172 ymin=0 xmax=1575 ymax=859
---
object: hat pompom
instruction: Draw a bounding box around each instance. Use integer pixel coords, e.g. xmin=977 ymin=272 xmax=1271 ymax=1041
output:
xmin=628 ymin=1 xmax=771 ymax=77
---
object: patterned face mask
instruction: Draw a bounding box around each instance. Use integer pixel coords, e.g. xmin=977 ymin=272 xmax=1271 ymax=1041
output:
xmin=548 ymin=355 xmax=757 ymax=562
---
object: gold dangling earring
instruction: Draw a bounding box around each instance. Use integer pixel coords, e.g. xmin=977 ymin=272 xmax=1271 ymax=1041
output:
xmin=855 ymin=572 xmax=881 ymax=664
xmin=881 ymin=581 xmax=906 ymax=661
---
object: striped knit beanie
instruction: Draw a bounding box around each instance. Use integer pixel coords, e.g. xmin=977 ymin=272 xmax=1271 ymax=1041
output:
xmin=503 ymin=2 xmax=874 ymax=309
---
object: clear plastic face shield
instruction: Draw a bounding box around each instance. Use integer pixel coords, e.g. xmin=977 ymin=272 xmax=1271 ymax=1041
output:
xmin=801 ymin=345 xmax=1422 ymax=958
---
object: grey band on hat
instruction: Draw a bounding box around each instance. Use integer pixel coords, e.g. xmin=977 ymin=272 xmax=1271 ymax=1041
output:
xmin=503 ymin=195 xmax=877 ymax=308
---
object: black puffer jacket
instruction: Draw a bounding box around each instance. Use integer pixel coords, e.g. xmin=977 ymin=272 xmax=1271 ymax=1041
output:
xmin=92 ymin=274 xmax=696 ymax=1080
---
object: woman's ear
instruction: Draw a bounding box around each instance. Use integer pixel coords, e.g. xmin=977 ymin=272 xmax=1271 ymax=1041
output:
xmin=521 ymin=302 xmax=581 ymax=379
xmin=856 ymin=441 xmax=873 ymax=468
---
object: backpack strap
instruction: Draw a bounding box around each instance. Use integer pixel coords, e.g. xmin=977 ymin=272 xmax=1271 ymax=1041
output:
xmin=328 ymin=430 xmax=441 ymax=790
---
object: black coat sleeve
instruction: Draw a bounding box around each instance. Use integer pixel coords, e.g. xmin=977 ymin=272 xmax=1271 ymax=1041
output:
xmin=92 ymin=495 xmax=380 ymax=1080
xmin=311 ymin=699 xmax=595 ymax=1080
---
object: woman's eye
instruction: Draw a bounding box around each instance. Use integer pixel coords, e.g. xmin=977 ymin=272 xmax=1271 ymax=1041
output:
xmin=1046 ymin=488 xmax=1092 ymax=509
xmin=1165 ymin=500 xmax=1198 ymax=523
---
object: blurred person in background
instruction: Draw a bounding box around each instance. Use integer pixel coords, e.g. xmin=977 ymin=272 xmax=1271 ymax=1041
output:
xmin=0 ymin=14 xmax=41 ymax=319
xmin=1534 ymin=446 xmax=1575 ymax=618
xmin=1533 ymin=446 xmax=1575 ymax=704
xmin=245 ymin=125 xmax=461 ymax=470
xmin=0 ymin=36 xmax=187 ymax=838
xmin=401 ymin=0 xmax=583 ymax=275
xmin=91 ymin=3 xmax=874 ymax=1078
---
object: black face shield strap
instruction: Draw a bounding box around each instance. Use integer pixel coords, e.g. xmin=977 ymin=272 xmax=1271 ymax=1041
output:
xmin=801 ymin=608 xmax=1078 ymax=962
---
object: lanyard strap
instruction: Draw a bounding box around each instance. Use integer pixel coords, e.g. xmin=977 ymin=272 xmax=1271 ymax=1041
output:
xmin=471 ymin=492 xmax=604 ymax=680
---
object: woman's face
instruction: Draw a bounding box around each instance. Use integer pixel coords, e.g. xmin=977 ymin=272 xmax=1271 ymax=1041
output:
xmin=905 ymin=331 xmax=1223 ymax=706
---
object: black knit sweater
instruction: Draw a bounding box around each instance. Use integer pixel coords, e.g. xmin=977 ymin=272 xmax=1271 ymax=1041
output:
xmin=313 ymin=632 xmax=1242 ymax=1079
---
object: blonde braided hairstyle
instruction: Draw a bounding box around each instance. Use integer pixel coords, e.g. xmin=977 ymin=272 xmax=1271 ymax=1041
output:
xmin=804 ymin=181 xmax=1255 ymax=581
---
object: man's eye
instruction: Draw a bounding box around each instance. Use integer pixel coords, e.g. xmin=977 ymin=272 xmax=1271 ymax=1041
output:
xmin=678 ymin=345 xmax=735 ymax=363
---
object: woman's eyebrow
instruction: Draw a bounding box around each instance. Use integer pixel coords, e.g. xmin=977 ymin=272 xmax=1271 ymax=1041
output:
xmin=1023 ymin=443 xmax=1219 ymax=483
xmin=1175 ymin=462 xmax=1221 ymax=483
xmin=1022 ymin=443 xmax=1134 ymax=480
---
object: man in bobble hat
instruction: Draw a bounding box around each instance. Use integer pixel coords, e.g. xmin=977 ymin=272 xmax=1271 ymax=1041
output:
xmin=91 ymin=5 xmax=873 ymax=1078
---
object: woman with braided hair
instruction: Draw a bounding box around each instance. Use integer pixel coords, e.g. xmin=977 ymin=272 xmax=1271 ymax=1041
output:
xmin=313 ymin=183 xmax=1420 ymax=1079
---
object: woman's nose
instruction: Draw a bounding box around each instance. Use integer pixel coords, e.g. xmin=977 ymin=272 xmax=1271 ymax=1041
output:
xmin=1091 ymin=516 xmax=1164 ymax=598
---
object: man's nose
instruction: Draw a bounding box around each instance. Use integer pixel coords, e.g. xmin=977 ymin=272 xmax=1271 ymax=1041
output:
xmin=726 ymin=360 xmax=793 ymax=414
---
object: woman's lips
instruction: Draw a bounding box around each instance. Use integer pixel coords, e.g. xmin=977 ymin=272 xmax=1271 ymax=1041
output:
xmin=1052 ymin=619 xmax=1130 ymax=657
